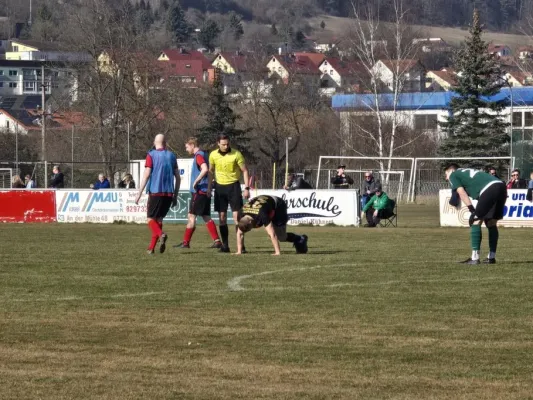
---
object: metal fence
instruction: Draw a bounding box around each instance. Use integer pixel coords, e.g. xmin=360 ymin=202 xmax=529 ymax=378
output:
xmin=0 ymin=161 xmax=142 ymax=189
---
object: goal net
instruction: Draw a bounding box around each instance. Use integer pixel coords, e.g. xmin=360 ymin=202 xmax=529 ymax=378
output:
xmin=316 ymin=156 xmax=414 ymax=202
xmin=0 ymin=168 xmax=13 ymax=189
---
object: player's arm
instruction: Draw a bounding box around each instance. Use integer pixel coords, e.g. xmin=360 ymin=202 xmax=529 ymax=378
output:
xmin=237 ymin=152 xmax=250 ymax=199
xmin=207 ymin=170 xmax=214 ymax=196
xmin=173 ymin=161 xmax=181 ymax=207
xmin=235 ymin=228 xmax=244 ymax=254
xmin=456 ymin=187 xmax=472 ymax=208
xmin=135 ymin=167 xmax=152 ymax=205
xmin=264 ymin=223 xmax=281 ymax=256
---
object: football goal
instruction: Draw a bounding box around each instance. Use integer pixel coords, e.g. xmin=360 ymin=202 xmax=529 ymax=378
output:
xmin=0 ymin=168 xmax=13 ymax=189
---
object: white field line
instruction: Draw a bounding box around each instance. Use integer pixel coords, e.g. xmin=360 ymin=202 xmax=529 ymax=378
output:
xmin=226 ymin=262 xmax=526 ymax=292
xmin=8 ymin=291 xmax=167 ymax=303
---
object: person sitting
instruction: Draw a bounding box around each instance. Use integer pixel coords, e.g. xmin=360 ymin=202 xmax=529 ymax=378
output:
xmin=331 ymin=165 xmax=354 ymax=189
xmin=284 ymin=173 xmax=312 ymax=190
xmin=12 ymin=175 xmax=25 ymax=188
xmin=507 ymin=169 xmax=527 ymax=189
xmin=118 ymin=173 xmax=136 ymax=189
xmin=361 ymin=171 xmax=380 ymax=209
xmin=90 ymin=173 xmax=111 ymax=190
xmin=361 ymin=184 xmax=393 ymax=227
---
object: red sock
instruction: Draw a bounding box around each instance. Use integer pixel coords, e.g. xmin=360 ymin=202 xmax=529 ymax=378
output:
xmin=183 ymin=227 xmax=195 ymax=244
xmin=206 ymin=220 xmax=220 ymax=241
xmin=148 ymin=235 xmax=158 ymax=251
xmin=148 ymin=219 xmax=163 ymax=238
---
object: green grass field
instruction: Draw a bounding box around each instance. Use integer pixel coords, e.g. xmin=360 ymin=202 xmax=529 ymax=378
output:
xmin=2 ymin=204 xmax=533 ymax=399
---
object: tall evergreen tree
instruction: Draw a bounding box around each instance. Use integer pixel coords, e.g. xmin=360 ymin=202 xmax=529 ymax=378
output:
xmin=198 ymin=19 xmax=220 ymax=52
xmin=228 ymin=12 xmax=244 ymax=41
xmin=437 ymin=8 xmax=509 ymax=169
xmin=167 ymin=0 xmax=190 ymax=45
xmin=270 ymin=23 xmax=278 ymax=36
xmin=197 ymin=71 xmax=251 ymax=157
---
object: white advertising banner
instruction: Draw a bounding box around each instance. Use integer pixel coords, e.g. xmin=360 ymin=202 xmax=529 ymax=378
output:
xmin=439 ymin=189 xmax=533 ymax=228
xmin=56 ymin=190 xmax=148 ymax=223
xmin=252 ymin=189 xmax=360 ymax=226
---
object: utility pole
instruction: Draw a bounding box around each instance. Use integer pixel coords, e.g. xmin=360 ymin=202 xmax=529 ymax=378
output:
xmin=29 ymin=0 xmax=33 ymax=25
xmin=41 ymin=64 xmax=47 ymax=187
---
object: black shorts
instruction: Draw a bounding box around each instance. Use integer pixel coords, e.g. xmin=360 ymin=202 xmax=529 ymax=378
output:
xmin=147 ymin=195 xmax=173 ymax=219
xmin=214 ymin=182 xmax=243 ymax=213
xmin=189 ymin=193 xmax=211 ymax=216
xmin=272 ymin=198 xmax=289 ymax=226
xmin=476 ymin=182 xmax=507 ymax=221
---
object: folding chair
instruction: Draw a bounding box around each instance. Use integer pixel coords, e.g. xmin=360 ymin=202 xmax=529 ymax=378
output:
xmin=379 ymin=198 xmax=397 ymax=227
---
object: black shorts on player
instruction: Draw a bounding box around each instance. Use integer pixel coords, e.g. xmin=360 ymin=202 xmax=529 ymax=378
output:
xmin=147 ymin=196 xmax=173 ymax=219
xmin=476 ymin=183 xmax=507 ymax=221
xmin=214 ymin=181 xmax=243 ymax=212
xmin=189 ymin=193 xmax=211 ymax=216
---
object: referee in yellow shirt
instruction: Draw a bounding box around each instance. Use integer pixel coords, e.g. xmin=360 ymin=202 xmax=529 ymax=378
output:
xmin=209 ymin=134 xmax=250 ymax=252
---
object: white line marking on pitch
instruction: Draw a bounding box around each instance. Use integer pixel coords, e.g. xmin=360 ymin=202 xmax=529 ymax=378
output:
xmin=9 ymin=291 xmax=167 ymax=303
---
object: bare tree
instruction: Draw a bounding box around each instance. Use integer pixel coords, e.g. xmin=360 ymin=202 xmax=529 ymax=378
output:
xmin=340 ymin=0 xmax=423 ymax=182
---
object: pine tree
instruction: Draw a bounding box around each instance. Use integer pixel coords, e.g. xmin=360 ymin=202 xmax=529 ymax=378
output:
xmin=320 ymin=20 xmax=326 ymax=29
xmin=198 ymin=19 xmax=221 ymax=52
xmin=229 ymin=12 xmax=244 ymax=41
xmin=270 ymin=23 xmax=278 ymax=36
xmin=437 ymin=8 xmax=509 ymax=169
xmin=167 ymin=0 xmax=190 ymax=45
xmin=197 ymin=71 xmax=251 ymax=158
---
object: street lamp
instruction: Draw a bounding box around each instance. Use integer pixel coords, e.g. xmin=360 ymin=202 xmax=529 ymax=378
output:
xmin=71 ymin=125 xmax=80 ymax=187
xmin=284 ymin=136 xmax=292 ymax=188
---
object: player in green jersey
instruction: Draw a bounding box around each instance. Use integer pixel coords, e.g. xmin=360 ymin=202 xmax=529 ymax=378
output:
xmin=445 ymin=164 xmax=508 ymax=265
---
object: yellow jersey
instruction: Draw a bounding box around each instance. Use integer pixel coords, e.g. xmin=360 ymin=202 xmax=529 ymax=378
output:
xmin=209 ymin=148 xmax=246 ymax=185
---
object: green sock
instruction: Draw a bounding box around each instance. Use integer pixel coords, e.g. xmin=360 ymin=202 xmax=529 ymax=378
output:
xmin=470 ymin=225 xmax=482 ymax=251
xmin=488 ymin=226 xmax=498 ymax=253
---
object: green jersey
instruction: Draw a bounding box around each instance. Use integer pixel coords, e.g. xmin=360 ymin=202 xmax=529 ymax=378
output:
xmin=449 ymin=168 xmax=500 ymax=199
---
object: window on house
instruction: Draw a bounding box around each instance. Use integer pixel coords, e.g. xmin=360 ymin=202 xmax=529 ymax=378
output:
xmin=185 ymin=64 xmax=191 ymax=68
xmin=0 ymin=70 xmax=4 ymax=76
xmin=9 ymin=82 xmax=17 ymax=88
xmin=12 ymin=46 xmax=18 ymax=52
xmin=414 ymin=114 xmax=438 ymax=131
xmin=525 ymin=112 xmax=533 ymax=127
xmin=9 ymin=70 xmax=17 ymax=76
xmin=0 ymin=82 xmax=4 ymax=87
xmin=513 ymin=112 xmax=522 ymax=127
xmin=6 ymin=121 xmax=9 ymax=129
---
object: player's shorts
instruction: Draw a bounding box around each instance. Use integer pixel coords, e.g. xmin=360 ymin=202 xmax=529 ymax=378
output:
xmin=272 ymin=197 xmax=289 ymax=226
xmin=476 ymin=182 xmax=507 ymax=221
xmin=147 ymin=195 xmax=173 ymax=219
xmin=189 ymin=193 xmax=211 ymax=216
xmin=214 ymin=182 xmax=243 ymax=213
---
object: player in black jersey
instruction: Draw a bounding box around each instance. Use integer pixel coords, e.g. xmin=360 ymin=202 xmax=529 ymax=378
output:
xmin=236 ymin=195 xmax=308 ymax=255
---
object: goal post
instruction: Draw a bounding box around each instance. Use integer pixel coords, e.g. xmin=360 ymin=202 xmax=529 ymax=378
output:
xmin=409 ymin=157 xmax=513 ymax=202
xmin=316 ymin=156 xmax=415 ymax=202
xmin=0 ymin=168 xmax=13 ymax=189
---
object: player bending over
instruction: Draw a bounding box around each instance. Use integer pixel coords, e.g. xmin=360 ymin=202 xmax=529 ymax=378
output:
xmin=445 ymin=163 xmax=507 ymax=265
xmin=236 ymin=195 xmax=308 ymax=255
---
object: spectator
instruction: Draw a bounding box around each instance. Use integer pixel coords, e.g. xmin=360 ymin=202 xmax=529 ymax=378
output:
xmin=24 ymin=174 xmax=36 ymax=189
xmin=488 ymin=167 xmax=499 ymax=178
xmin=331 ymin=164 xmax=354 ymax=189
xmin=361 ymin=184 xmax=393 ymax=227
xmin=118 ymin=173 xmax=136 ymax=189
xmin=90 ymin=173 xmax=111 ymax=190
xmin=361 ymin=171 xmax=381 ymax=209
xmin=12 ymin=175 xmax=25 ymax=188
xmin=506 ymin=169 xmax=527 ymax=189
xmin=284 ymin=173 xmax=313 ymax=190
xmin=527 ymin=171 xmax=533 ymax=202
xmin=50 ymin=165 xmax=64 ymax=189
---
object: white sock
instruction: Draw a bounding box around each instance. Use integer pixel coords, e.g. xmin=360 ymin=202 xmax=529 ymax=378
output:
xmin=471 ymin=250 xmax=480 ymax=261
xmin=488 ymin=251 xmax=496 ymax=259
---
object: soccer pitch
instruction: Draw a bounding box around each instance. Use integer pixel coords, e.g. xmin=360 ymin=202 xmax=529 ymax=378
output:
xmin=2 ymin=205 xmax=533 ymax=399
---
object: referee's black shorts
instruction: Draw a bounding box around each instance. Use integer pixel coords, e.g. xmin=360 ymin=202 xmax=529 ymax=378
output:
xmin=189 ymin=192 xmax=211 ymax=216
xmin=214 ymin=182 xmax=243 ymax=213
xmin=476 ymin=182 xmax=507 ymax=221
xmin=147 ymin=195 xmax=173 ymax=219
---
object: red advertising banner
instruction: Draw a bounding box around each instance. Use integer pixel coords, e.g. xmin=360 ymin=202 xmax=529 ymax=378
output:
xmin=0 ymin=190 xmax=56 ymax=223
